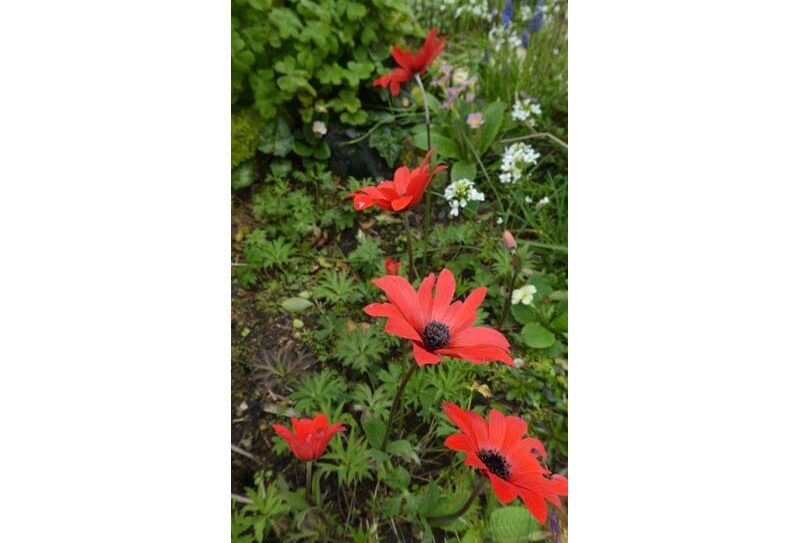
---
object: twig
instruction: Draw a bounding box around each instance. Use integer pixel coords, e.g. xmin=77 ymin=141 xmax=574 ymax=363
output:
xmin=231 ymin=493 xmax=253 ymax=504
xmin=231 ymin=444 xmax=256 ymax=460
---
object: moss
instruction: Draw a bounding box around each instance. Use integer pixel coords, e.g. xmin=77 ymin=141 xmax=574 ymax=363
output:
xmin=231 ymin=109 xmax=264 ymax=169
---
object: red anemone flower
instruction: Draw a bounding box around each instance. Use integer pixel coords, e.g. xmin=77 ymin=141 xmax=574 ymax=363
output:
xmin=272 ymin=414 xmax=345 ymax=462
xmin=349 ymin=149 xmax=446 ymax=212
xmin=385 ymin=257 xmax=401 ymax=276
xmin=373 ymin=28 xmax=446 ymax=96
xmin=443 ymin=402 xmax=568 ymax=522
xmin=364 ymin=268 xmax=513 ymax=366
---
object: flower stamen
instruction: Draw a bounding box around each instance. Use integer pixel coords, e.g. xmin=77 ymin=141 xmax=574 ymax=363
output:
xmin=422 ymin=320 xmax=450 ymax=350
xmin=478 ymin=448 xmax=511 ymax=480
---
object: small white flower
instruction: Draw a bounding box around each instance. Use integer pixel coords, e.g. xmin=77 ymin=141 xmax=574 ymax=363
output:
xmin=511 ymin=97 xmax=543 ymax=123
xmin=511 ymin=285 xmax=537 ymax=305
xmin=525 ymin=196 xmax=533 ymax=204
xmin=536 ymin=196 xmax=551 ymax=208
xmin=312 ymin=121 xmax=327 ymax=136
xmin=499 ymin=142 xmax=540 ymax=184
xmin=496 ymin=217 xmax=504 ymax=225
xmin=444 ymin=178 xmax=485 ymax=218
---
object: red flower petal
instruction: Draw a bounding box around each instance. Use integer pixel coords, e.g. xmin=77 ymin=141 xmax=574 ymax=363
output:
xmin=488 ymin=473 xmax=518 ymax=504
xmin=412 ymin=342 xmax=442 ymax=365
xmin=390 ymin=46 xmax=415 ymax=70
xmin=519 ymin=488 xmax=549 ymax=523
xmin=385 ymin=316 xmax=422 ymax=342
xmin=417 ymin=273 xmax=436 ymax=318
xmin=487 ymin=409 xmax=507 ymax=449
xmin=431 ymin=268 xmax=456 ymax=321
xmin=391 ymin=195 xmax=414 ymax=211
xmin=372 ymin=276 xmax=425 ymax=332
xmin=449 ymin=286 xmax=487 ymax=333
xmin=443 ymin=433 xmax=471 ymax=452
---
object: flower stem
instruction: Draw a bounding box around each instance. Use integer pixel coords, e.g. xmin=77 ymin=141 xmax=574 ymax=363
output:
xmin=426 ymin=476 xmax=486 ymax=524
xmin=415 ymin=73 xmax=432 ymax=272
xmin=305 ymin=461 xmax=313 ymax=504
xmin=380 ymin=360 xmax=418 ymax=451
xmin=498 ymin=262 xmax=519 ymax=330
xmin=402 ymin=212 xmax=418 ymax=281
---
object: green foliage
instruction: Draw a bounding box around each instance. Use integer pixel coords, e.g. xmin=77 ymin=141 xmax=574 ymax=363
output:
xmin=232 ymin=108 xmax=266 ymax=168
xmin=319 ymin=435 xmax=373 ymax=486
xmin=334 ymin=325 xmax=388 ymax=374
xmin=232 ymin=471 xmax=292 ymax=543
xmin=251 ymin=181 xmax=316 ymax=242
xmin=313 ymin=269 xmax=363 ymax=305
xmin=232 ymin=0 xmax=416 ymax=134
xmin=347 ymin=233 xmax=384 ymax=277
xmin=289 ymin=368 xmax=348 ymax=413
xmin=489 ymin=506 xmax=546 ymax=542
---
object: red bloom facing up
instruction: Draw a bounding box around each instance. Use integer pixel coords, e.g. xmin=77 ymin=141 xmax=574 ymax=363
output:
xmin=443 ymin=402 xmax=568 ymax=522
xmin=385 ymin=257 xmax=401 ymax=275
xmin=364 ymin=268 xmax=513 ymax=366
xmin=373 ymin=28 xmax=446 ymax=96
xmin=272 ymin=414 xmax=345 ymax=462
xmin=349 ymin=149 xmax=446 ymax=212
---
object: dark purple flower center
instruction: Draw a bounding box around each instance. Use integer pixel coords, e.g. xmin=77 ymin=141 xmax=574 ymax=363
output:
xmin=478 ymin=448 xmax=511 ymax=480
xmin=422 ymin=320 xmax=450 ymax=350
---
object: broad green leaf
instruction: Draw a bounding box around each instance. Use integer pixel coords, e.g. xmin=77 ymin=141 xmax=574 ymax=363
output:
xmin=479 ymin=101 xmax=507 ymax=155
xmin=269 ymin=158 xmax=292 ymax=178
xmin=450 ymin=161 xmax=477 ymax=182
xmin=386 ymin=439 xmax=419 ymax=464
xmin=281 ymin=297 xmax=313 ymax=313
xmin=551 ymin=309 xmax=568 ymax=333
xmin=232 ymin=162 xmax=254 ymax=190
xmin=521 ymin=322 xmax=556 ymax=349
xmin=489 ymin=506 xmax=547 ymax=542
xmin=258 ymin=117 xmax=293 ymax=157
xmin=511 ymin=303 xmax=538 ymax=325
xmin=364 ymin=417 xmax=386 ymax=449
xmin=412 ymin=130 xmax=461 ymax=159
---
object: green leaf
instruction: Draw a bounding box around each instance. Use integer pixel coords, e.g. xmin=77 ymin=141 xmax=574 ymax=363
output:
xmin=450 ymin=161 xmax=477 ymax=182
xmin=489 ymin=506 xmax=546 ymax=542
xmin=281 ymin=297 xmax=313 ymax=313
xmin=232 ymin=162 xmax=254 ymax=190
xmin=258 ymin=118 xmax=293 ymax=157
xmin=346 ymin=2 xmax=367 ymax=20
xmin=511 ymin=303 xmax=538 ymax=325
xmin=521 ymin=322 xmax=556 ymax=349
xmin=479 ymin=101 xmax=507 ymax=155
xmin=412 ymin=130 xmax=461 ymax=159
xmin=386 ymin=439 xmax=419 ymax=464
xmin=364 ymin=417 xmax=386 ymax=449
xmin=269 ymin=158 xmax=292 ymax=179
xmin=551 ymin=309 xmax=568 ymax=333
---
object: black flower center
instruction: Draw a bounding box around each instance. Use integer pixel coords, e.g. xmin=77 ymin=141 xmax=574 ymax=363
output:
xmin=477 ymin=449 xmax=511 ymax=480
xmin=422 ymin=320 xmax=450 ymax=350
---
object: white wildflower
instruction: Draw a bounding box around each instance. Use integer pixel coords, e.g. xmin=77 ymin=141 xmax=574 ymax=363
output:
xmin=489 ymin=25 xmax=522 ymax=52
xmin=520 ymin=4 xmax=533 ymax=20
xmin=536 ymin=195 xmax=551 ymax=208
xmin=525 ymin=196 xmax=533 ymax=204
xmin=452 ymin=68 xmax=470 ymax=86
xmin=499 ymin=142 xmax=540 ymax=184
xmin=511 ymin=97 xmax=543 ymax=123
xmin=444 ymin=178 xmax=485 ymax=217
xmin=511 ymin=285 xmax=537 ymax=305
xmin=312 ymin=121 xmax=327 ymax=136
xmin=496 ymin=217 xmax=504 ymax=225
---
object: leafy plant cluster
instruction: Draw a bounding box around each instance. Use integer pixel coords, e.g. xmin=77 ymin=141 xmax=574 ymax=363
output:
xmin=232 ymin=2 xmax=569 ymax=541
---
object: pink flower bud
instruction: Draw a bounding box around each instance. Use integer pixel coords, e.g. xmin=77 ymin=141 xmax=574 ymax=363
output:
xmin=502 ymin=230 xmax=517 ymax=251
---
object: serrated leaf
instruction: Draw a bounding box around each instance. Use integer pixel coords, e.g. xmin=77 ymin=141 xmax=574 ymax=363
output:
xmin=232 ymin=162 xmax=254 ymax=190
xmin=258 ymin=118 xmax=293 ymax=157
xmin=281 ymin=297 xmax=313 ymax=313
xmin=521 ymin=322 xmax=556 ymax=349
xmin=386 ymin=439 xmax=419 ymax=464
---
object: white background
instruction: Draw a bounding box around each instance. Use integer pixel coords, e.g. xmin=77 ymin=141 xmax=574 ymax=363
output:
xmin=1 ymin=1 xmax=799 ymax=541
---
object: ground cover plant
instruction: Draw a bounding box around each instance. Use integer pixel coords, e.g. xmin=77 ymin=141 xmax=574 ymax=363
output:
xmin=232 ymin=1 xmax=568 ymax=541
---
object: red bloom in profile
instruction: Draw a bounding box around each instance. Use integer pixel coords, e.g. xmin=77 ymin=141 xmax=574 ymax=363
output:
xmin=443 ymin=402 xmax=568 ymax=522
xmin=349 ymin=149 xmax=446 ymax=212
xmin=373 ymin=28 xmax=446 ymax=96
xmin=272 ymin=414 xmax=345 ymax=462
xmin=364 ymin=268 xmax=513 ymax=366
xmin=385 ymin=257 xmax=401 ymax=275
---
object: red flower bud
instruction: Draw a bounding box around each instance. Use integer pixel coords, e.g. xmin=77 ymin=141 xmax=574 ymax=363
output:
xmin=502 ymin=230 xmax=517 ymax=252
xmin=385 ymin=257 xmax=401 ymax=276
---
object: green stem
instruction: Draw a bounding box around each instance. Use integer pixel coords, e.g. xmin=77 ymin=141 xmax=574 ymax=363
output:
xmin=498 ymin=259 xmax=519 ymax=330
xmin=402 ymin=213 xmax=417 ymax=281
xmin=415 ymin=74 xmax=432 ymax=272
xmin=306 ymin=461 xmax=313 ymax=504
xmin=380 ymin=361 xmax=418 ymax=451
xmin=426 ymin=477 xmax=486 ymax=524
xmin=462 ymin=133 xmax=506 ymax=217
